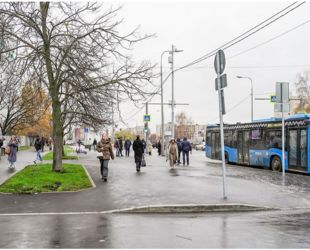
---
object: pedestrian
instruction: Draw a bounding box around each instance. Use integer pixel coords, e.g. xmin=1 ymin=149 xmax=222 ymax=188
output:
xmin=41 ymin=137 xmax=45 ymax=152
xmin=118 ymin=137 xmax=124 ymax=157
xmin=77 ymin=139 xmax=82 ymax=152
xmin=147 ymin=141 xmax=152 ymax=156
xmin=97 ymin=133 xmax=114 ymax=182
xmin=114 ymin=139 xmax=120 ymax=157
xmin=176 ymin=138 xmax=182 ymax=165
xmin=48 ymin=137 xmax=53 ymax=151
xmin=124 ymin=138 xmax=132 ymax=157
xmin=0 ymin=136 xmax=4 ymax=149
xmin=133 ymin=135 xmax=144 ymax=172
xmin=141 ymin=138 xmax=146 ymax=153
xmin=0 ymin=136 xmax=4 ymax=160
xmin=181 ymin=137 xmax=192 ymax=165
xmin=33 ymin=136 xmax=43 ymax=164
xmin=157 ymin=140 xmax=162 ymax=156
xmin=7 ymin=136 xmax=18 ymax=169
xmin=93 ymin=138 xmax=97 ymax=151
xmin=166 ymin=138 xmax=178 ymax=168
xmin=16 ymin=137 xmax=20 ymax=152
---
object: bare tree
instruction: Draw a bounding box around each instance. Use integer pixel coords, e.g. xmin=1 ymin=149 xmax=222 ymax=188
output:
xmin=0 ymin=2 xmax=154 ymax=171
xmin=294 ymin=70 xmax=310 ymax=113
xmin=175 ymin=112 xmax=195 ymax=140
xmin=0 ymin=53 xmax=48 ymax=135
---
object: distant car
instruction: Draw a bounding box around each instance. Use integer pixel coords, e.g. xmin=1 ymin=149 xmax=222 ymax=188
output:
xmin=195 ymin=144 xmax=205 ymax=151
xmin=65 ymin=139 xmax=75 ymax=145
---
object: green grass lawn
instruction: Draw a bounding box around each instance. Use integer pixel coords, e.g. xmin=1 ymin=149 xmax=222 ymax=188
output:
xmin=42 ymin=146 xmax=78 ymax=160
xmin=0 ymin=163 xmax=92 ymax=194
xmin=18 ymin=146 xmax=31 ymax=151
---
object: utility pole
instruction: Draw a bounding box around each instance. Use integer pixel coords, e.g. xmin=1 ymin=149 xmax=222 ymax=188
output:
xmin=171 ymin=45 xmax=175 ymax=139
xmin=145 ymin=102 xmax=149 ymax=147
xmin=168 ymin=44 xmax=183 ymax=139
xmin=143 ymin=102 xmax=189 ymax=155
xmin=160 ymin=50 xmax=169 ymax=156
xmin=236 ymin=76 xmax=254 ymax=122
xmin=111 ymin=100 xmax=115 ymax=143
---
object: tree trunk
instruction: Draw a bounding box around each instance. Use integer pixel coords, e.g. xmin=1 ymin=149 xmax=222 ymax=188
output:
xmin=40 ymin=2 xmax=63 ymax=172
xmin=52 ymin=98 xmax=63 ymax=172
xmin=62 ymin=131 xmax=65 ymax=157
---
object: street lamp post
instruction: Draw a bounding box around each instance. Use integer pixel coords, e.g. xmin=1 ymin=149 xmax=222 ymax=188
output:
xmin=168 ymin=44 xmax=183 ymax=139
xmin=160 ymin=50 xmax=170 ymax=156
xmin=236 ymin=76 xmax=253 ymax=122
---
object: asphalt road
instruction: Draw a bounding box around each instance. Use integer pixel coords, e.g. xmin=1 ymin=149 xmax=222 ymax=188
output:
xmin=0 ymin=209 xmax=310 ymax=248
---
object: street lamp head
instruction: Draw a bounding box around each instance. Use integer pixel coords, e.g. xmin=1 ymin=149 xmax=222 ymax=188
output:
xmin=175 ymin=49 xmax=184 ymax=53
xmin=236 ymin=75 xmax=243 ymax=79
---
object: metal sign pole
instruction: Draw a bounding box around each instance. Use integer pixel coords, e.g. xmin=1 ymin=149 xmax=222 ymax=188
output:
xmin=282 ymin=104 xmax=285 ymax=177
xmin=218 ymin=88 xmax=227 ymax=199
xmin=215 ymin=51 xmax=227 ymax=200
xmin=145 ymin=102 xmax=148 ymax=147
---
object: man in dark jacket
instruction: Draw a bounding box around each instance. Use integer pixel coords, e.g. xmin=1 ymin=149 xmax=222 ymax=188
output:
xmin=176 ymin=138 xmax=182 ymax=165
xmin=93 ymin=138 xmax=97 ymax=151
xmin=124 ymin=138 xmax=132 ymax=157
xmin=181 ymin=137 xmax=192 ymax=166
xmin=118 ymin=137 xmax=124 ymax=157
xmin=157 ymin=140 xmax=161 ymax=156
xmin=133 ymin=135 xmax=144 ymax=172
xmin=33 ymin=136 xmax=43 ymax=164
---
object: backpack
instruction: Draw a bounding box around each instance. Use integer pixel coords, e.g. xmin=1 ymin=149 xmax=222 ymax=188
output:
xmin=177 ymin=141 xmax=182 ymax=151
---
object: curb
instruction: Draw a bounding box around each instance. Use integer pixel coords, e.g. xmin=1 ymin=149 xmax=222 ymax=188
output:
xmin=108 ymin=203 xmax=277 ymax=214
xmin=206 ymin=157 xmax=222 ymax=164
xmin=82 ymin=164 xmax=96 ymax=189
xmin=0 ymin=203 xmax=278 ymax=217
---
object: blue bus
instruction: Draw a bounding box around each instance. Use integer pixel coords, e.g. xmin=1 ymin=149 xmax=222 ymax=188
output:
xmin=205 ymin=114 xmax=310 ymax=174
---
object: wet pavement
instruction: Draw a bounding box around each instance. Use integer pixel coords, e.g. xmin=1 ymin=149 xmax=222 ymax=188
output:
xmin=1 ymin=149 xmax=310 ymax=248
xmin=0 ymin=209 xmax=310 ymax=248
xmin=0 ymin=150 xmax=310 ymax=214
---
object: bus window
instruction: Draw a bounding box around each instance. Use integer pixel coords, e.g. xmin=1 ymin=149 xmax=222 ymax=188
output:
xmin=206 ymin=132 xmax=211 ymax=145
xmin=251 ymin=129 xmax=261 ymax=140
xmin=289 ymin=130 xmax=298 ymax=166
xmin=267 ymin=130 xmax=282 ymax=149
xmin=300 ymin=129 xmax=307 ymax=168
xmin=232 ymin=130 xmax=237 ymax=148
xmin=224 ymin=130 xmax=233 ymax=147
xmin=250 ymin=129 xmax=265 ymax=149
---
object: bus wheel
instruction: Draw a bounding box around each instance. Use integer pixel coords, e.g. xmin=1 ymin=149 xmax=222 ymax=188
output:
xmin=271 ymin=156 xmax=282 ymax=172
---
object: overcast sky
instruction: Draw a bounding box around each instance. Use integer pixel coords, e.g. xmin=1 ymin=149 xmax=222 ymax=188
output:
xmin=109 ymin=1 xmax=310 ymax=132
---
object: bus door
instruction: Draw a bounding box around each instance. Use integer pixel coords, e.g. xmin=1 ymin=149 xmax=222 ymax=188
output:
xmin=237 ymin=130 xmax=250 ymax=164
xmin=211 ymin=132 xmax=220 ymax=159
xmin=288 ymin=128 xmax=307 ymax=170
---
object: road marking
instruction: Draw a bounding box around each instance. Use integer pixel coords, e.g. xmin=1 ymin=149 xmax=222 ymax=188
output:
xmin=176 ymin=235 xmax=192 ymax=241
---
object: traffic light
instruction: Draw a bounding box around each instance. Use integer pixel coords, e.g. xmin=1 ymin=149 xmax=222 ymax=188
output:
xmin=144 ymin=122 xmax=148 ymax=133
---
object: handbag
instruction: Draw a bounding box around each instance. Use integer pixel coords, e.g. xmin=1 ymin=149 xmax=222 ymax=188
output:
xmin=141 ymin=154 xmax=146 ymax=167
xmin=5 ymin=146 xmax=10 ymax=155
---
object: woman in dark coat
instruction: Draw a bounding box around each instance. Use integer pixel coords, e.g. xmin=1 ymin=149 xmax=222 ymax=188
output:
xmin=157 ymin=140 xmax=162 ymax=156
xmin=8 ymin=136 xmax=18 ymax=169
xmin=133 ymin=135 xmax=144 ymax=172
